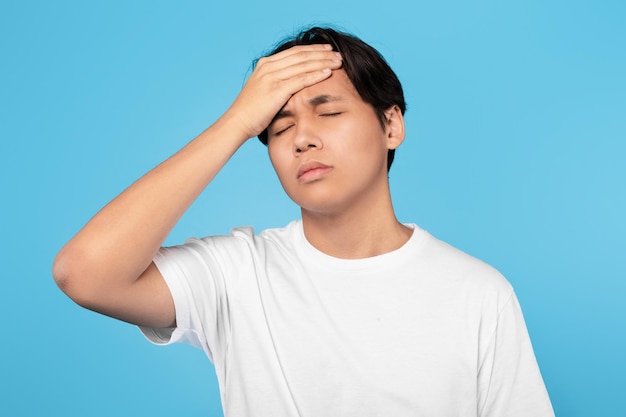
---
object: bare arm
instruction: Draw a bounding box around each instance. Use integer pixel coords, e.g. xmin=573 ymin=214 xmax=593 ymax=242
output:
xmin=53 ymin=45 xmax=342 ymax=328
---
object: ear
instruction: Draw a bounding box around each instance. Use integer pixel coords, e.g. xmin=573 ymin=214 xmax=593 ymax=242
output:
xmin=383 ymin=105 xmax=405 ymax=150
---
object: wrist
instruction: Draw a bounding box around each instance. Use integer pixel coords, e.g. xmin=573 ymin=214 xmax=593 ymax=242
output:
xmin=209 ymin=110 xmax=254 ymax=147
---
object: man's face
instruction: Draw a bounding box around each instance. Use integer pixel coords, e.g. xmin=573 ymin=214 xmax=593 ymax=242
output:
xmin=267 ymin=69 xmax=402 ymax=215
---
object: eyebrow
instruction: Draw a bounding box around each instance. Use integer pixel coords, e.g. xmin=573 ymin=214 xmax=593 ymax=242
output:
xmin=271 ymin=95 xmax=346 ymax=124
xmin=309 ymin=94 xmax=345 ymax=106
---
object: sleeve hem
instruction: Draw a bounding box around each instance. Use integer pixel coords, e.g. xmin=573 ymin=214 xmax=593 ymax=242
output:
xmin=135 ymin=247 xmax=194 ymax=346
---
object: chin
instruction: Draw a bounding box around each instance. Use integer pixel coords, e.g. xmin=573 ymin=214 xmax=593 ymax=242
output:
xmin=295 ymin=196 xmax=352 ymax=218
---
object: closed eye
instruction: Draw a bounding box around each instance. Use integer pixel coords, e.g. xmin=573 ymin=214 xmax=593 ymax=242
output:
xmin=320 ymin=112 xmax=342 ymax=117
xmin=273 ymin=124 xmax=293 ymax=136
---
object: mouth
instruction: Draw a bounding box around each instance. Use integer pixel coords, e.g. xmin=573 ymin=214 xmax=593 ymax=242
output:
xmin=297 ymin=160 xmax=333 ymax=182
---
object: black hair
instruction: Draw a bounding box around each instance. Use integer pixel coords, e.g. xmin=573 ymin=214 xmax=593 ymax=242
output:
xmin=257 ymin=26 xmax=406 ymax=171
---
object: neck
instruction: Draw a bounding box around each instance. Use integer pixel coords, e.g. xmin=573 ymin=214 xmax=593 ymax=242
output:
xmin=301 ymin=188 xmax=412 ymax=259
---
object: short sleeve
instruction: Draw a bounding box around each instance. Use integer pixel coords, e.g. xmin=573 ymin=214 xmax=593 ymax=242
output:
xmin=477 ymin=291 xmax=554 ymax=417
xmin=138 ymin=234 xmax=246 ymax=364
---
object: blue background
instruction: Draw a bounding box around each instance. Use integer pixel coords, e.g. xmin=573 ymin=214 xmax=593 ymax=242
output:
xmin=1 ymin=1 xmax=624 ymax=416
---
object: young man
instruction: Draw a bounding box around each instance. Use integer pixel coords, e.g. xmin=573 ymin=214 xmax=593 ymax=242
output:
xmin=53 ymin=27 xmax=554 ymax=416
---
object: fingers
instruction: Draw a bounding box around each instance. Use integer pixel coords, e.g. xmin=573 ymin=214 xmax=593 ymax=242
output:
xmin=255 ymin=46 xmax=342 ymax=98
xmin=224 ymin=45 xmax=343 ymax=139
xmin=272 ymin=65 xmax=334 ymax=99
xmin=256 ymin=46 xmax=342 ymax=82
xmin=260 ymin=43 xmax=334 ymax=64
xmin=274 ymin=52 xmax=342 ymax=81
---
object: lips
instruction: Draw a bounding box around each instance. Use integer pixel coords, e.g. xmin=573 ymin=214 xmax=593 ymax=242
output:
xmin=297 ymin=160 xmax=333 ymax=181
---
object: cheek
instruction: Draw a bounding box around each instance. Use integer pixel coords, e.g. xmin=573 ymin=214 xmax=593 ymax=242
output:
xmin=268 ymin=145 xmax=292 ymax=184
xmin=335 ymin=120 xmax=387 ymax=160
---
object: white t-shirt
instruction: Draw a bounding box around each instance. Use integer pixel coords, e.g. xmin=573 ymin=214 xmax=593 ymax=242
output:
xmin=141 ymin=221 xmax=554 ymax=417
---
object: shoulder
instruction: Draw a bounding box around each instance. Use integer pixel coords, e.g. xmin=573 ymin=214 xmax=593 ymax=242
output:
xmin=183 ymin=220 xmax=301 ymax=258
xmin=411 ymin=225 xmax=513 ymax=295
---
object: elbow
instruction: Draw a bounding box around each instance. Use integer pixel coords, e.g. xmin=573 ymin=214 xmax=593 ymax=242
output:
xmin=52 ymin=245 xmax=99 ymax=309
xmin=52 ymin=249 xmax=73 ymax=293
xmin=52 ymin=246 xmax=80 ymax=300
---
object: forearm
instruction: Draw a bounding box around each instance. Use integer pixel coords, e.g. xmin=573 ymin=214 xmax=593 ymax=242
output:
xmin=53 ymin=115 xmax=247 ymax=299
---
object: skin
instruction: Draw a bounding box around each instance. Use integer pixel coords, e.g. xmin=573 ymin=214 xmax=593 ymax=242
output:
xmin=52 ymin=43 xmax=410 ymax=331
xmin=267 ymin=69 xmax=411 ymax=258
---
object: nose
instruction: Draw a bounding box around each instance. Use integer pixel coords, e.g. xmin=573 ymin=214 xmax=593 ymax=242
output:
xmin=293 ymin=120 xmax=322 ymax=155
